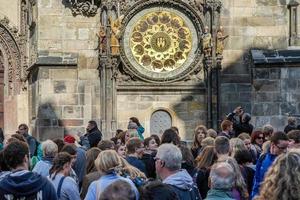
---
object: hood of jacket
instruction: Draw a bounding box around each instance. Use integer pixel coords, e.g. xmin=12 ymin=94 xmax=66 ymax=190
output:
xmin=162 ymin=169 xmax=194 ymax=190
xmin=0 ymin=170 xmax=48 ymax=196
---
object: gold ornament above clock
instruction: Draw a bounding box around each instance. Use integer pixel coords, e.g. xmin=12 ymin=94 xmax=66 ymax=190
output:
xmin=129 ymin=11 xmax=192 ymax=73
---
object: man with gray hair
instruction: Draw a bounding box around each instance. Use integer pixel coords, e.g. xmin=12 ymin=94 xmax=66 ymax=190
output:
xmin=155 ymin=143 xmax=201 ymax=200
xmin=205 ymin=162 xmax=235 ymax=200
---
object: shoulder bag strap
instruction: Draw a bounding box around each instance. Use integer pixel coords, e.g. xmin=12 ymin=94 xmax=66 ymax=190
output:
xmin=57 ymin=176 xmax=66 ymax=199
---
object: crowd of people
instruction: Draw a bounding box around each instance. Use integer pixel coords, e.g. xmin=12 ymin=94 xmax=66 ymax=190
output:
xmin=0 ymin=109 xmax=300 ymax=200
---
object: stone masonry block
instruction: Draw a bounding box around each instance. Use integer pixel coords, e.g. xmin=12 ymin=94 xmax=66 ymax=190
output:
xmin=58 ymin=94 xmax=79 ymax=105
xmin=50 ymin=69 xmax=77 ymax=79
xmin=63 ymin=106 xmax=83 ymax=119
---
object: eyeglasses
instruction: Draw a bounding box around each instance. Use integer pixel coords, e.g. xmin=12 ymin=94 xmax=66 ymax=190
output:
xmin=257 ymin=137 xmax=264 ymax=140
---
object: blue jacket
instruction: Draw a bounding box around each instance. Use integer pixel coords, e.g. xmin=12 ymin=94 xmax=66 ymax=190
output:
xmin=163 ymin=169 xmax=202 ymax=200
xmin=0 ymin=170 xmax=57 ymax=199
xmin=126 ymin=156 xmax=146 ymax=174
xmin=32 ymin=157 xmax=54 ymax=177
xmin=84 ymin=171 xmax=139 ymax=200
xmin=251 ymin=152 xmax=277 ymax=199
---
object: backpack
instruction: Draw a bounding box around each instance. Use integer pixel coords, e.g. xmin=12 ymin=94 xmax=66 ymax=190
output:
xmin=168 ymin=184 xmax=202 ymax=200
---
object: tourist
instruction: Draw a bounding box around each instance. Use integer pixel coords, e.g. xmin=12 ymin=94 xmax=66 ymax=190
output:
xmin=126 ymin=137 xmax=146 ymax=174
xmin=84 ymin=150 xmax=139 ymax=200
xmin=218 ymin=120 xmax=234 ymax=139
xmin=215 ymin=136 xmax=231 ymax=162
xmin=61 ymin=144 xmax=79 ymax=185
xmin=284 ymin=116 xmax=297 ymax=134
xmin=97 ymin=139 xmax=115 ymax=150
xmin=17 ymin=124 xmax=38 ymax=157
xmin=254 ymin=149 xmax=300 ymax=200
xmin=140 ymin=181 xmax=179 ymax=200
xmin=250 ymin=130 xmax=265 ymax=160
xmin=141 ymin=136 xmax=158 ymax=178
xmin=262 ymin=124 xmax=273 ymax=141
xmin=81 ymin=147 xmax=101 ymax=199
xmin=251 ymin=131 xmax=289 ymax=198
xmin=205 ymin=162 xmax=235 ymax=200
xmin=128 ymin=117 xmax=145 ymax=140
xmin=49 ymin=152 xmax=80 ymax=200
xmin=99 ymin=180 xmax=136 ymax=200
xmin=180 ymin=145 xmax=196 ymax=176
xmin=207 ymin=128 xmax=217 ymax=138
xmin=238 ymin=133 xmax=257 ymax=164
xmin=155 ymin=143 xmax=201 ymax=200
xmin=0 ymin=141 xmax=57 ymax=199
xmin=84 ymin=120 xmax=102 ymax=148
xmin=161 ymin=128 xmax=181 ymax=146
xmin=52 ymin=138 xmax=65 ymax=152
xmin=115 ymin=144 xmax=126 ymax=158
xmin=229 ymin=138 xmax=247 ymax=157
xmin=287 ymin=130 xmax=300 ymax=149
xmin=191 ymin=125 xmax=207 ymax=158
xmin=194 ymin=146 xmax=217 ymax=199
xmin=32 ymin=139 xmax=58 ymax=177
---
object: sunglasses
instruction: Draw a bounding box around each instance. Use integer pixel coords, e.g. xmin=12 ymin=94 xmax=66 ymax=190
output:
xmin=257 ymin=137 xmax=264 ymax=140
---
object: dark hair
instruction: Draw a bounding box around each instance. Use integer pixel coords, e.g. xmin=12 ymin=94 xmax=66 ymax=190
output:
xmin=0 ymin=150 xmax=9 ymax=171
xmin=116 ymin=129 xmax=123 ymax=136
xmin=161 ymin=129 xmax=180 ymax=146
xmin=140 ymin=181 xmax=179 ymax=200
xmin=111 ymin=137 xmax=119 ymax=145
xmin=242 ymin=113 xmax=251 ymax=123
xmin=52 ymin=138 xmax=65 ymax=152
xmin=170 ymin=126 xmax=179 ymax=134
xmin=287 ymin=130 xmax=300 ymax=144
xmin=49 ymin=152 xmax=72 ymax=179
xmin=4 ymin=141 xmax=29 ymax=169
xmin=11 ymin=133 xmax=26 ymax=143
xmin=180 ymin=146 xmax=194 ymax=167
xmin=270 ymin=131 xmax=289 ymax=144
xmin=192 ymin=125 xmax=208 ymax=150
xmin=221 ymin=120 xmax=233 ymax=131
xmin=88 ymin=120 xmax=98 ymax=128
xmin=61 ymin=144 xmax=77 ymax=156
xmin=234 ymin=149 xmax=253 ymax=165
xmin=117 ymin=131 xmax=127 ymax=145
xmin=195 ymin=146 xmax=217 ymax=170
xmin=100 ymin=180 xmax=136 ymax=200
xmin=97 ymin=140 xmax=115 ymax=151
xmin=251 ymin=130 xmax=265 ymax=144
xmin=150 ymin=134 xmax=160 ymax=146
xmin=214 ymin=136 xmax=230 ymax=154
xmin=144 ymin=136 xmax=156 ymax=147
xmin=0 ymin=128 xmax=4 ymax=143
xmin=86 ymin=147 xmax=101 ymax=174
xmin=130 ymin=117 xmax=141 ymax=126
xmin=126 ymin=137 xmax=142 ymax=154
xmin=18 ymin=123 xmax=29 ymax=130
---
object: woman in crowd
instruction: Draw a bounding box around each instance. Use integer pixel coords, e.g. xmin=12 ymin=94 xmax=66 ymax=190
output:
xmin=141 ymin=136 xmax=158 ymax=178
xmin=238 ymin=133 xmax=257 ymax=164
xmin=191 ymin=125 xmax=207 ymax=158
xmin=81 ymin=147 xmax=102 ymax=199
xmin=126 ymin=137 xmax=146 ymax=174
xmin=128 ymin=117 xmax=145 ymax=140
xmin=251 ymin=131 xmax=265 ymax=160
xmin=115 ymin=144 xmax=126 ymax=158
xmin=194 ymin=146 xmax=217 ymax=199
xmin=99 ymin=180 xmax=136 ymax=200
xmin=33 ymin=140 xmax=58 ymax=177
xmin=118 ymin=131 xmax=130 ymax=145
xmin=255 ymin=149 xmax=300 ymax=200
xmin=226 ymin=157 xmax=249 ymax=200
xmin=230 ymin=138 xmax=247 ymax=158
xmin=180 ymin=145 xmax=196 ymax=176
xmin=49 ymin=152 xmax=80 ymax=200
xmin=84 ymin=150 xmax=139 ymax=200
xmin=61 ymin=144 xmax=79 ymax=184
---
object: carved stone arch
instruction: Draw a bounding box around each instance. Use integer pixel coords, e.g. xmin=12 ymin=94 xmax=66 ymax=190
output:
xmin=0 ymin=17 xmax=23 ymax=95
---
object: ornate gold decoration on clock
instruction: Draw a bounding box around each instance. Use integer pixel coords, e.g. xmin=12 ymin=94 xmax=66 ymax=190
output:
xmin=130 ymin=11 xmax=192 ymax=72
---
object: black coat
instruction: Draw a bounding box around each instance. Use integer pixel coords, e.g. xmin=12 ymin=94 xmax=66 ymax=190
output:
xmin=141 ymin=152 xmax=156 ymax=179
xmin=85 ymin=127 xmax=102 ymax=147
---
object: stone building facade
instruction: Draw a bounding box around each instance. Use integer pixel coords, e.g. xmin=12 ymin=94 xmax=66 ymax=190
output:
xmin=0 ymin=0 xmax=299 ymax=141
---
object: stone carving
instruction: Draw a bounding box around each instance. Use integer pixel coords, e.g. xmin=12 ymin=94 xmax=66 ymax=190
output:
xmin=110 ymin=15 xmax=124 ymax=55
xmin=97 ymin=23 xmax=107 ymax=55
xmin=64 ymin=0 xmax=101 ymax=16
xmin=150 ymin=110 xmax=172 ymax=135
xmin=216 ymin=26 xmax=228 ymax=56
xmin=202 ymin=26 xmax=212 ymax=58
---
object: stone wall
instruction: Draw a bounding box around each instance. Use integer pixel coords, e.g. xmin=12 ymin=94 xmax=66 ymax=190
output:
xmin=220 ymin=0 xmax=291 ymax=129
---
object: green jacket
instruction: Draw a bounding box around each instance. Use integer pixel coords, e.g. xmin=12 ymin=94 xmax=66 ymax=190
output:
xmin=205 ymin=189 xmax=234 ymax=200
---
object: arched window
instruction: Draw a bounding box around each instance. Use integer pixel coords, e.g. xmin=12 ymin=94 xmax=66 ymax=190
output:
xmin=150 ymin=110 xmax=172 ymax=135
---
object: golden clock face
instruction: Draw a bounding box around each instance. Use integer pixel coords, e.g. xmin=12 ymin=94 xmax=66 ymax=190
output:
xmin=130 ymin=11 xmax=192 ymax=73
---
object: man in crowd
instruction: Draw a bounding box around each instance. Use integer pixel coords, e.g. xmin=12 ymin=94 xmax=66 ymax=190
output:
xmin=218 ymin=120 xmax=233 ymax=139
xmin=287 ymin=130 xmax=300 ymax=149
xmin=17 ymin=124 xmax=38 ymax=157
xmin=84 ymin=120 xmax=102 ymax=148
xmin=155 ymin=143 xmax=201 ymax=200
xmin=227 ymin=106 xmax=253 ymax=136
xmin=0 ymin=141 xmax=57 ymax=199
xmin=205 ymin=162 xmax=235 ymax=200
xmin=215 ymin=136 xmax=231 ymax=162
xmin=251 ymin=131 xmax=289 ymax=199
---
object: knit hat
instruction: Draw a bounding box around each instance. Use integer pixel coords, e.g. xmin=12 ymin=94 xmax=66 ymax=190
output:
xmin=64 ymin=135 xmax=75 ymax=144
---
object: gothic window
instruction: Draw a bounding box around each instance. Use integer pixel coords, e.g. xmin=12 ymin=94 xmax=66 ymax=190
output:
xmin=150 ymin=110 xmax=172 ymax=135
xmin=288 ymin=0 xmax=300 ymax=46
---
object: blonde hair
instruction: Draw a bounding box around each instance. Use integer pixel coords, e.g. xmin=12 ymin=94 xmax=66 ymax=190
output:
xmin=230 ymin=138 xmax=247 ymax=157
xmin=262 ymin=141 xmax=271 ymax=154
xmin=255 ymin=149 xmax=300 ymax=200
xmin=95 ymin=150 xmax=121 ymax=173
xmin=201 ymin=137 xmax=215 ymax=148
